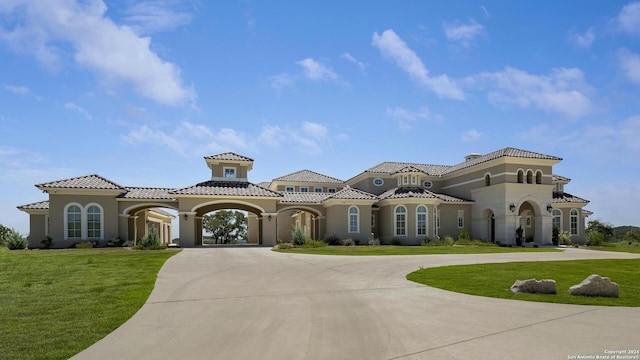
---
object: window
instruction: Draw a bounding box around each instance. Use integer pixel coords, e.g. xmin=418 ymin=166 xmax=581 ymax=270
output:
xmin=526 ymin=170 xmax=533 ymax=184
xmin=348 ymin=206 xmax=359 ymax=233
xmin=423 ymin=181 xmax=433 ymax=189
xmin=87 ymin=205 xmax=102 ymax=238
xmin=403 ymin=176 xmax=408 ymax=185
xmin=517 ymin=170 xmax=524 ymax=183
xmin=285 ymin=186 xmax=294 ymax=192
xmin=373 ymin=178 xmax=384 ymax=186
xmin=328 ymin=188 xmax=336 ymax=193
xmin=552 ymin=209 xmax=562 ymax=231
xmin=300 ymin=187 xmax=309 ymax=192
xmin=536 ymin=171 xmax=542 ymax=184
xmin=395 ymin=206 xmax=406 ymax=236
xmin=66 ymin=204 xmax=82 ymax=238
xmin=416 ymin=205 xmax=427 ymax=236
xmin=485 ymin=174 xmax=491 ymax=186
xmin=457 ymin=210 xmax=464 ymax=229
xmin=411 ymin=175 xmax=417 ymax=185
xmin=224 ymin=167 xmax=236 ymax=178
xmin=570 ymin=209 xmax=578 ymax=235
xmin=314 ymin=187 xmax=323 ymax=193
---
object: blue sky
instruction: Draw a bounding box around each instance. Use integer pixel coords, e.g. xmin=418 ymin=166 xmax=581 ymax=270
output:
xmin=2 ymin=0 xmax=640 ymax=235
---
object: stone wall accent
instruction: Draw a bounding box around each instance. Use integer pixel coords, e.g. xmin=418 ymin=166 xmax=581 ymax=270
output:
xmin=510 ymin=279 xmax=557 ymax=294
xmin=569 ymin=274 xmax=619 ymax=298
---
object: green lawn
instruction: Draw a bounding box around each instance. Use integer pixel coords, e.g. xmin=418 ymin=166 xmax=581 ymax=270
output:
xmin=407 ymin=259 xmax=640 ymax=306
xmin=587 ymin=245 xmax=640 ymax=254
xmin=274 ymin=245 xmax=559 ymax=256
xmin=0 ymin=248 xmax=178 ymax=360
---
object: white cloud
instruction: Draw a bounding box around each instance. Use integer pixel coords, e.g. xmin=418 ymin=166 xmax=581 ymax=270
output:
xmin=617 ymin=1 xmax=640 ymax=36
xmin=297 ymin=58 xmax=339 ymax=81
xmin=0 ymin=1 xmax=195 ymax=106
xmin=123 ymin=0 xmax=192 ymax=35
xmin=386 ymin=106 xmax=430 ymax=130
xmin=64 ymin=102 xmax=92 ymax=120
xmin=443 ymin=19 xmax=484 ymax=47
xmin=270 ymin=73 xmax=297 ymax=89
xmin=341 ymin=52 xmax=366 ymax=73
xmin=3 ymin=84 xmax=31 ymax=95
xmin=460 ymin=129 xmax=483 ymax=142
xmin=258 ymin=121 xmax=332 ymax=154
xmin=301 ymin=121 xmax=328 ymax=139
xmin=570 ymin=27 xmax=595 ymax=48
xmin=619 ymin=48 xmax=640 ymax=84
xmin=480 ymin=6 xmax=490 ymax=19
xmin=470 ymin=66 xmax=593 ymax=118
xmin=258 ymin=125 xmax=285 ymax=147
xmin=371 ymin=29 xmax=465 ymax=100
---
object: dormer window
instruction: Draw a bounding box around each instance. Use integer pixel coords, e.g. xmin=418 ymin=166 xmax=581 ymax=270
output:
xmin=224 ymin=167 xmax=236 ymax=178
xmin=403 ymin=176 xmax=408 ymax=185
xmin=373 ymin=178 xmax=384 ymax=186
xmin=411 ymin=175 xmax=417 ymax=185
xmin=285 ymin=186 xmax=294 ymax=192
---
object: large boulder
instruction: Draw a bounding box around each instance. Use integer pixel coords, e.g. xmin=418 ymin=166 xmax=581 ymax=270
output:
xmin=510 ymin=279 xmax=557 ymax=294
xmin=569 ymin=274 xmax=619 ymax=298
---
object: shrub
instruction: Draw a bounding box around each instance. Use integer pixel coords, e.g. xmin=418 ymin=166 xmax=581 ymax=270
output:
xmin=277 ymin=243 xmax=294 ymax=249
xmin=455 ymin=239 xmax=496 ymax=247
xmin=0 ymin=224 xmax=11 ymax=247
xmin=302 ymin=240 xmax=327 ymax=248
xmin=323 ymin=233 xmax=340 ymax=246
xmin=139 ymin=227 xmax=160 ymax=248
xmin=133 ymin=243 xmax=167 ymax=250
xmin=7 ymin=229 xmax=28 ymax=250
xmin=368 ymin=237 xmax=380 ymax=246
xmin=587 ymin=231 xmax=605 ymax=246
xmin=41 ymin=236 xmax=53 ymax=249
xmin=342 ymin=238 xmax=355 ymax=246
xmin=107 ymin=236 xmax=125 ymax=247
xmin=390 ymin=238 xmax=402 ymax=246
xmin=75 ymin=242 xmax=93 ymax=249
xmin=458 ymin=229 xmax=470 ymax=241
xmin=558 ymin=231 xmax=572 ymax=245
xmin=552 ymin=227 xmax=560 ymax=246
xmin=292 ymin=227 xmax=307 ymax=246
xmin=426 ymin=236 xmax=455 ymax=246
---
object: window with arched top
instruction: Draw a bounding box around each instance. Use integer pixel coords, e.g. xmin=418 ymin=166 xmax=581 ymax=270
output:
xmin=526 ymin=170 xmax=533 ymax=184
xmin=348 ymin=206 xmax=359 ymax=233
xmin=86 ymin=204 xmax=102 ymax=238
xmin=552 ymin=209 xmax=562 ymax=231
xmin=66 ymin=204 xmax=82 ymax=239
xmin=416 ymin=205 xmax=428 ymax=236
xmin=485 ymin=174 xmax=491 ymax=186
xmin=517 ymin=170 xmax=524 ymax=183
xmin=395 ymin=206 xmax=407 ymax=236
xmin=536 ymin=171 xmax=542 ymax=184
xmin=570 ymin=209 xmax=579 ymax=235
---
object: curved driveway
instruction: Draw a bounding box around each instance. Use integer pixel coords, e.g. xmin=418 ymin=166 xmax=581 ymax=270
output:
xmin=74 ymin=248 xmax=640 ymax=360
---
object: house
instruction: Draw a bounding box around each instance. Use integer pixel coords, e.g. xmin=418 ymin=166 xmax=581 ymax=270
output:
xmin=18 ymin=147 xmax=590 ymax=248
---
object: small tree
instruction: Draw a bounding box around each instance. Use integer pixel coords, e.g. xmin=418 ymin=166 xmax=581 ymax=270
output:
xmin=139 ymin=227 xmax=160 ymax=248
xmin=202 ymin=210 xmax=247 ymax=244
xmin=586 ymin=220 xmax=614 ymax=242
xmin=0 ymin=224 xmax=11 ymax=247
xmin=7 ymin=229 xmax=27 ymax=250
xmin=552 ymin=227 xmax=560 ymax=246
xmin=292 ymin=227 xmax=307 ymax=246
xmin=587 ymin=231 xmax=605 ymax=246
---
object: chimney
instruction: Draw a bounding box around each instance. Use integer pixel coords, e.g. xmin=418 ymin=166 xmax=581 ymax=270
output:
xmin=465 ymin=153 xmax=482 ymax=162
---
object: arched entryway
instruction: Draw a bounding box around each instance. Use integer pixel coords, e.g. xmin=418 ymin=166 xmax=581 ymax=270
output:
xmin=120 ymin=203 xmax=179 ymax=245
xmin=192 ymin=201 xmax=266 ymax=246
xmin=518 ymin=202 xmax=536 ymax=243
xmin=276 ymin=206 xmax=324 ymax=242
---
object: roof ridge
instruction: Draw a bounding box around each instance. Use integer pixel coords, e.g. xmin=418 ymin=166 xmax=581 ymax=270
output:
xmin=36 ymin=174 xmax=125 ymax=190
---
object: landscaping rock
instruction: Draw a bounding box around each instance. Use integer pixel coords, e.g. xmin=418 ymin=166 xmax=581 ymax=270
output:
xmin=569 ymin=274 xmax=619 ymax=298
xmin=510 ymin=279 xmax=557 ymax=294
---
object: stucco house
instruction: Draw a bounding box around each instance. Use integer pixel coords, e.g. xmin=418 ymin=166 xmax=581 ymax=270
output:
xmin=18 ymin=147 xmax=590 ymax=248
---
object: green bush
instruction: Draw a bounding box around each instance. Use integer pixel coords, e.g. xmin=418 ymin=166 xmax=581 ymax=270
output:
xmin=368 ymin=237 xmax=380 ymax=246
xmin=0 ymin=224 xmax=11 ymax=247
xmin=455 ymin=239 xmax=496 ymax=247
xmin=558 ymin=231 xmax=572 ymax=245
xmin=139 ymin=227 xmax=160 ymax=248
xmin=292 ymin=227 xmax=307 ymax=246
xmin=342 ymin=238 xmax=355 ymax=246
xmin=75 ymin=242 xmax=93 ymax=249
xmin=7 ymin=229 xmax=28 ymax=250
xmin=277 ymin=243 xmax=294 ymax=249
xmin=458 ymin=229 xmax=470 ymax=241
xmin=587 ymin=231 xmax=605 ymax=246
xmin=425 ymin=236 xmax=455 ymax=246
xmin=302 ymin=240 xmax=327 ymax=248
xmin=41 ymin=236 xmax=53 ymax=249
xmin=323 ymin=233 xmax=340 ymax=245
xmin=106 ymin=236 xmax=125 ymax=247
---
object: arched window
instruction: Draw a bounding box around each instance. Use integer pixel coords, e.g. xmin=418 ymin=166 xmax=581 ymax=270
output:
xmin=485 ymin=174 xmax=491 ymax=186
xmin=348 ymin=206 xmax=359 ymax=233
xmin=526 ymin=170 xmax=533 ymax=184
xmin=395 ymin=206 xmax=406 ymax=236
xmin=66 ymin=204 xmax=82 ymax=239
xmin=517 ymin=170 xmax=524 ymax=183
xmin=570 ymin=209 xmax=579 ymax=235
xmin=86 ymin=204 xmax=102 ymax=238
xmin=536 ymin=171 xmax=542 ymax=184
xmin=552 ymin=209 xmax=562 ymax=231
xmin=416 ymin=205 xmax=428 ymax=236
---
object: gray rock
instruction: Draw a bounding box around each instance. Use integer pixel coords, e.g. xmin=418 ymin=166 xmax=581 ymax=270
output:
xmin=510 ymin=279 xmax=557 ymax=294
xmin=569 ymin=274 xmax=619 ymax=298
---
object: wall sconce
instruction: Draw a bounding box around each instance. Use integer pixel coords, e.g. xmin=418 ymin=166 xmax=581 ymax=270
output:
xmin=268 ymin=215 xmax=272 ymax=222
xmin=509 ymin=203 xmax=516 ymax=212
xmin=547 ymin=204 xmax=553 ymax=213
xmin=183 ymin=213 xmax=188 ymax=221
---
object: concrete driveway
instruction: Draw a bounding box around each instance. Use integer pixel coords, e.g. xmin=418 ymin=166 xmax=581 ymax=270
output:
xmin=73 ymin=248 xmax=640 ymax=360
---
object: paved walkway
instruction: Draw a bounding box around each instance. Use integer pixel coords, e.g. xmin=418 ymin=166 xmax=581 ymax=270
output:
xmin=73 ymin=248 xmax=640 ymax=360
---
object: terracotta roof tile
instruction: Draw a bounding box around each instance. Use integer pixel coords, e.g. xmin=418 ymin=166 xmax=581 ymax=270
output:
xmin=280 ymin=192 xmax=331 ymax=204
xmin=364 ymin=162 xmax=450 ymax=176
xmin=552 ymin=192 xmax=590 ymax=204
xmin=443 ymin=148 xmax=562 ymax=175
xmin=379 ymin=187 xmax=471 ymax=202
xmin=17 ymin=200 xmax=49 ymax=210
xmin=119 ymin=187 xmax=176 ymax=200
xmin=36 ymin=174 xmax=125 ymax=190
xmin=273 ymin=169 xmax=343 ymax=183
xmin=327 ymin=186 xmax=378 ymax=200
xmin=204 ymin=152 xmax=253 ymax=162
xmin=170 ymin=180 xmax=282 ymax=197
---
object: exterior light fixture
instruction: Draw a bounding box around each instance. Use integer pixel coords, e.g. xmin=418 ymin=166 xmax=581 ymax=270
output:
xmin=268 ymin=215 xmax=272 ymax=222
xmin=509 ymin=203 xmax=516 ymax=212
xmin=547 ymin=204 xmax=553 ymax=213
xmin=183 ymin=213 xmax=188 ymax=221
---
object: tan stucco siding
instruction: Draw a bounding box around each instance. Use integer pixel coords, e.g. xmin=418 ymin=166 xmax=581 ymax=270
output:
xmin=437 ymin=205 xmax=473 ymax=239
xmin=210 ymin=162 xmax=249 ymax=179
xmin=325 ymin=204 xmax=372 ymax=243
xmin=27 ymin=214 xmax=47 ymax=248
xmin=48 ymin=194 xmax=119 ymax=247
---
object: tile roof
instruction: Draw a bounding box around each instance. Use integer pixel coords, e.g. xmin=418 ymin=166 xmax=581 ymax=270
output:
xmin=17 ymin=200 xmax=49 ymax=210
xmin=273 ymin=169 xmax=343 ymax=183
xmin=204 ymin=152 xmax=253 ymax=162
xmin=394 ymin=165 xmax=426 ymax=174
xmin=327 ymin=186 xmax=378 ymax=200
xmin=552 ymin=192 xmax=590 ymax=204
xmin=553 ymin=174 xmax=571 ymax=182
xmin=36 ymin=174 xmax=125 ymax=190
xmin=280 ymin=192 xmax=331 ymax=204
xmin=442 ymin=148 xmax=562 ymax=175
xmin=119 ymin=187 xmax=176 ymax=200
xmin=364 ymin=162 xmax=450 ymax=176
xmin=170 ymin=180 xmax=283 ymax=197
xmin=379 ymin=187 xmax=471 ymax=202
xmin=256 ymin=181 xmax=272 ymax=189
